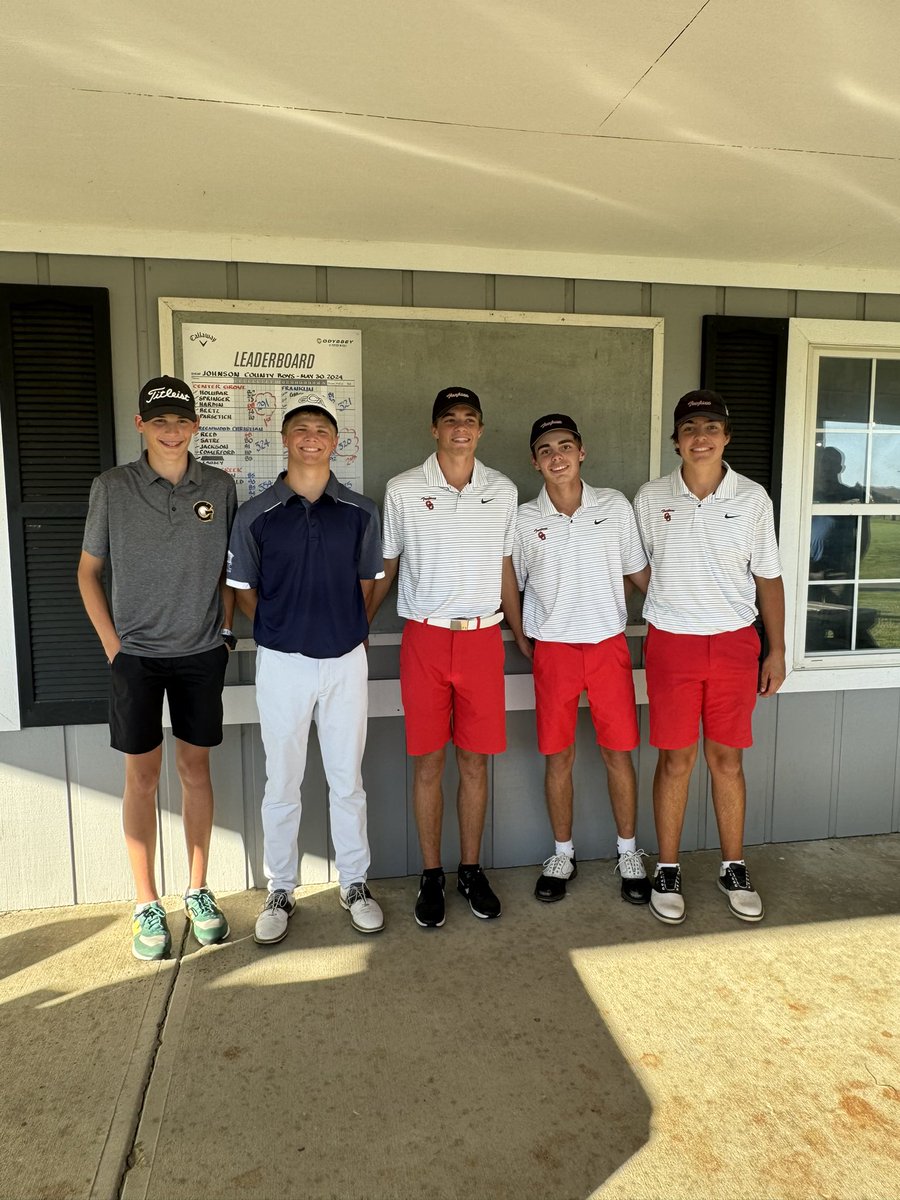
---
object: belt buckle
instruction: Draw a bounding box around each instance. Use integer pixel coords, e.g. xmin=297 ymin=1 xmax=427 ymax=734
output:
xmin=451 ymin=618 xmax=474 ymax=631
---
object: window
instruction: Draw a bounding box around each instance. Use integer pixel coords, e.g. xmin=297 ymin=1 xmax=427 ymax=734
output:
xmin=783 ymin=319 xmax=900 ymax=691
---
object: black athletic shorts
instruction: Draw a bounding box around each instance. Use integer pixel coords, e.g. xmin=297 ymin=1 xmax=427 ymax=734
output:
xmin=109 ymin=645 xmax=229 ymax=755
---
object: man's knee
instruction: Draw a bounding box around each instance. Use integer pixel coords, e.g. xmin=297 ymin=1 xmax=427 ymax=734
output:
xmin=703 ymin=740 xmax=744 ymax=779
xmin=414 ymin=747 xmax=446 ymax=785
xmin=545 ymin=745 xmax=576 ymax=776
xmin=175 ymin=742 xmax=213 ymax=791
xmin=455 ymin=747 xmax=488 ymax=782
xmin=656 ymin=745 xmax=698 ymax=780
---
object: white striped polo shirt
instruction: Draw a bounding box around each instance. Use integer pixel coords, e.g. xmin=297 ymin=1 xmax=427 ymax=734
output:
xmin=513 ymin=482 xmax=647 ymax=643
xmin=382 ymin=453 xmax=517 ymax=620
xmin=634 ymin=463 xmax=782 ymax=635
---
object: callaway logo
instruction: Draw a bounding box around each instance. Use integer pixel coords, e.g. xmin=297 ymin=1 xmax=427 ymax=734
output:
xmin=193 ymin=501 xmax=215 ymax=522
xmin=189 ymin=331 xmax=217 ymax=347
xmin=144 ymin=385 xmax=191 ymax=406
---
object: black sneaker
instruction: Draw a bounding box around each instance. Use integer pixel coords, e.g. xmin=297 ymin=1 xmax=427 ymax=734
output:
xmin=415 ymin=870 xmax=446 ymax=928
xmin=534 ymin=853 xmax=577 ymax=902
xmin=457 ymin=864 xmax=501 ymax=919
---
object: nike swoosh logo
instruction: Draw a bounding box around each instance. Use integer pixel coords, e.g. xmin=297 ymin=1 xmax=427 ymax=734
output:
xmin=724 ymin=514 xmax=739 ymax=519
xmin=481 ymin=498 xmax=496 ymax=504
xmin=594 ymin=519 xmax=608 ymax=524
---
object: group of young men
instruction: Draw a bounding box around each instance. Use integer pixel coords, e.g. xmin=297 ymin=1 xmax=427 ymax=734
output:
xmin=79 ymin=375 xmax=785 ymax=960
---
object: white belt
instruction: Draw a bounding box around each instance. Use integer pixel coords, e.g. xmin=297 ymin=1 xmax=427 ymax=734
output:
xmin=416 ymin=612 xmax=504 ymax=632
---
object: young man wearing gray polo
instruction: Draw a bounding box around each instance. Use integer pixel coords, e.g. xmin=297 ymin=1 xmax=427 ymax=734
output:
xmin=79 ymin=376 xmax=237 ymax=960
xmin=634 ymin=389 xmax=785 ymax=925
xmin=513 ymin=414 xmax=651 ymax=906
xmin=368 ymin=387 xmax=525 ymax=928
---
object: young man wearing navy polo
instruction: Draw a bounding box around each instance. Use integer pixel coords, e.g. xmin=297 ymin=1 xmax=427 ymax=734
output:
xmin=513 ymin=413 xmax=651 ymax=905
xmin=634 ymin=389 xmax=786 ymax=925
xmin=78 ymin=376 xmax=237 ymax=961
xmin=227 ymin=396 xmax=385 ymax=943
xmin=368 ymin=387 xmax=524 ymax=927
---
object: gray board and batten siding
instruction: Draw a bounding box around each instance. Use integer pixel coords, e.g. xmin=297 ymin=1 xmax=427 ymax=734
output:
xmin=0 ymin=251 xmax=898 ymax=909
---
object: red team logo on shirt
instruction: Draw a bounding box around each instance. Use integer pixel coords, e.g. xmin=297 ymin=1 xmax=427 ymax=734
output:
xmin=422 ymin=497 xmax=435 ymax=510
xmin=535 ymin=527 xmax=547 ymax=541
xmin=661 ymin=508 xmax=675 ymax=523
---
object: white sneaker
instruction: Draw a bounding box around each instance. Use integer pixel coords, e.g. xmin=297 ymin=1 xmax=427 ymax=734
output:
xmin=254 ymin=889 xmax=295 ymax=944
xmin=649 ymin=865 xmax=686 ymax=924
xmin=718 ymin=863 xmax=764 ymax=922
xmin=340 ymin=882 xmax=385 ymax=934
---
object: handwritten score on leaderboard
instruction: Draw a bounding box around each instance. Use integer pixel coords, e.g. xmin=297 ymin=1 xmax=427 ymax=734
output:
xmin=181 ymin=324 xmax=363 ymax=502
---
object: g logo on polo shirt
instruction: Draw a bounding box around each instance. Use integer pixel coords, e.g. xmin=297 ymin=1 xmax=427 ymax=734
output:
xmin=194 ymin=500 xmax=215 ymax=522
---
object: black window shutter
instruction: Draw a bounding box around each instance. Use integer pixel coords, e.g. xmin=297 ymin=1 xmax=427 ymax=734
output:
xmin=0 ymin=284 xmax=116 ymax=726
xmin=701 ymin=315 xmax=789 ymax=527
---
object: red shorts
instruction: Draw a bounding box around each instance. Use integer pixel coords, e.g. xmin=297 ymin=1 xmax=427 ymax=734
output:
xmin=399 ymin=620 xmax=506 ymax=756
xmin=533 ymin=635 xmax=639 ymax=755
xmin=645 ymin=624 xmax=760 ymax=750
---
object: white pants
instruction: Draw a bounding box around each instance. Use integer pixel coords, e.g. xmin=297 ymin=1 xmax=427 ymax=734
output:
xmin=256 ymin=643 xmax=370 ymax=891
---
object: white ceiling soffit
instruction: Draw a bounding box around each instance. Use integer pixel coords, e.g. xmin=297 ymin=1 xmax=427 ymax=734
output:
xmin=2 ymin=0 xmax=900 ymax=291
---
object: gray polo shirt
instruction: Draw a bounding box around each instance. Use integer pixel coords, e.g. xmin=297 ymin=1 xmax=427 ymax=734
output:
xmin=83 ymin=451 xmax=237 ymax=657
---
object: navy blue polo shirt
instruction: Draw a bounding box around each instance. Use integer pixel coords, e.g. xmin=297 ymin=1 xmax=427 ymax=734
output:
xmin=227 ymin=473 xmax=383 ymax=658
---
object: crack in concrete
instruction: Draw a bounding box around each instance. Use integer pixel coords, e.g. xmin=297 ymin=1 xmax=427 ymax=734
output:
xmin=114 ymin=919 xmax=189 ymax=1200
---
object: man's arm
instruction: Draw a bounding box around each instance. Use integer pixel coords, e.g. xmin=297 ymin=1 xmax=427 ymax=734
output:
xmin=501 ymin=555 xmax=532 ymax=662
xmin=77 ymin=550 xmax=121 ymax=662
xmin=624 ymin=565 xmax=650 ymax=596
xmin=232 ymin=586 xmax=258 ymax=623
xmin=754 ymin=574 xmax=786 ymax=696
xmin=220 ymin=574 xmax=236 ymax=632
xmin=366 ymin=557 xmax=399 ymax=624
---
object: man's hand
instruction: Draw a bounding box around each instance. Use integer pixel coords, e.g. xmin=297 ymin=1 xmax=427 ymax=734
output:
xmin=758 ymin=649 xmax=786 ymax=696
xmin=514 ymin=632 xmax=534 ymax=663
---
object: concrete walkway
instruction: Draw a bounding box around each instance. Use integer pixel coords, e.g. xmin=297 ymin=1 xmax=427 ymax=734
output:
xmin=1 ymin=835 xmax=898 ymax=1200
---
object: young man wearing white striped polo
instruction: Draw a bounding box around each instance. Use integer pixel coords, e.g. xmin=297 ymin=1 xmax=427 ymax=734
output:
xmin=512 ymin=414 xmax=651 ymax=906
xmin=634 ymin=390 xmax=785 ymax=925
xmin=369 ymin=387 xmax=524 ymax=927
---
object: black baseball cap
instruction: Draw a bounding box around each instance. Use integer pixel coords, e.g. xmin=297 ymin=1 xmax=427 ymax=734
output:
xmin=530 ymin=413 xmax=581 ymax=451
xmin=138 ymin=375 xmax=197 ymax=419
xmin=432 ymin=387 xmax=482 ymax=424
xmin=673 ymin=389 xmax=729 ymax=427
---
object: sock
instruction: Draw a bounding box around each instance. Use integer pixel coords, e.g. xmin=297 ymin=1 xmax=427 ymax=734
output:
xmin=458 ymin=862 xmax=479 ymax=873
xmin=721 ymin=859 xmax=745 ymax=875
xmin=617 ymin=836 xmax=637 ymax=855
xmin=185 ymin=886 xmax=205 ymax=897
xmin=423 ymin=866 xmax=445 ymax=877
xmin=134 ymin=900 xmax=159 ymax=914
xmin=655 ymin=862 xmax=679 ymax=875
xmin=555 ymin=840 xmax=575 ymax=858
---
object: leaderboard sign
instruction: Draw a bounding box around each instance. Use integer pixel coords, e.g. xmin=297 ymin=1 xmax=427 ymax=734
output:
xmin=180 ymin=322 xmax=362 ymax=501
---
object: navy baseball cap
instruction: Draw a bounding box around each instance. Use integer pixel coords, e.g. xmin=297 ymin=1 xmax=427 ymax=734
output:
xmin=138 ymin=376 xmax=197 ymax=419
xmin=673 ymin=389 xmax=729 ymax=427
xmin=432 ymin=387 xmax=482 ymax=423
xmin=530 ymin=413 xmax=581 ymax=450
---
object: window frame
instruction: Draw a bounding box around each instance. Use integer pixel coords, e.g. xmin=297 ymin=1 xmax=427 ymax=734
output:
xmin=782 ymin=318 xmax=900 ymax=692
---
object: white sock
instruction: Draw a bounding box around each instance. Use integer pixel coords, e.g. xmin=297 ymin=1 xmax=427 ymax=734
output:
xmin=555 ymin=840 xmax=575 ymax=858
xmin=720 ymin=859 xmax=745 ymax=875
xmin=134 ymin=900 xmax=160 ymax=914
xmin=617 ymin=836 xmax=637 ymax=855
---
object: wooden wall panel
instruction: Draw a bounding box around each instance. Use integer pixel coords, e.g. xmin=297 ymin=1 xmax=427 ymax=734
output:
xmin=0 ymin=727 xmax=73 ymax=908
xmin=835 ymin=690 xmax=900 ymax=837
xmin=66 ymin=723 xmax=132 ymax=903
